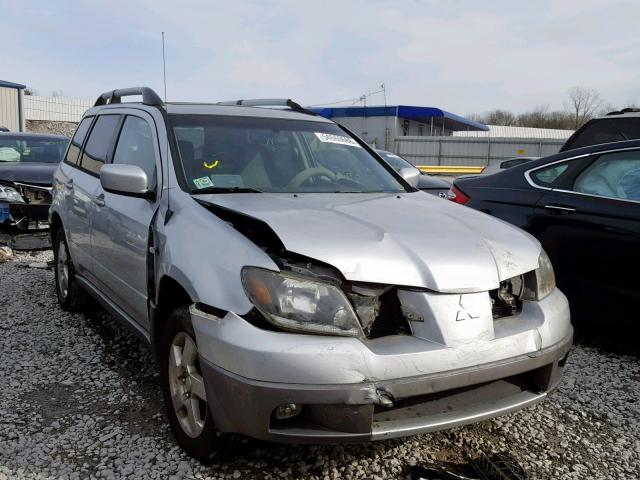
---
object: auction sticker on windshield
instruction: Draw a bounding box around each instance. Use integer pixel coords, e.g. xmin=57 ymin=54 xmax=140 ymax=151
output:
xmin=314 ymin=132 xmax=361 ymax=148
xmin=193 ymin=176 xmax=214 ymax=189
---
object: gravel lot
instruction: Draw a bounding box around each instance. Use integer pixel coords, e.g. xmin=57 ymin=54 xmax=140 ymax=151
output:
xmin=0 ymin=250 xmax=638 ymax=480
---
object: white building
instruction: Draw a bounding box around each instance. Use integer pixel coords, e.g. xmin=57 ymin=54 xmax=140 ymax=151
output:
xmin=454 ymin=124 xmax=574 ymax=140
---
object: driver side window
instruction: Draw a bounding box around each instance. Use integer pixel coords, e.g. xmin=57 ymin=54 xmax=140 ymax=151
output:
xmin=112 ymin=116 xmax=157 ymax=189
xmin=574 ymin=150 xmax=640 ymax=201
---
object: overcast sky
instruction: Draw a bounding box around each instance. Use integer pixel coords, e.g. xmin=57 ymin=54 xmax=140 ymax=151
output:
xmin=1 ymin=0 xmax=639 ymax=116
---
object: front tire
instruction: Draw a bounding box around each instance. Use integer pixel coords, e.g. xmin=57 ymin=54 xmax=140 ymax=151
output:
xmin=53 ymin=229 xmax=86 ymax=312
xmin=159 ymin=306 xmax=226 ymax=462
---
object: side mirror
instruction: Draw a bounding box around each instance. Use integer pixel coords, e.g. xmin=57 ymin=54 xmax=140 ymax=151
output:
xmin=100 ymin=164 xmax=152 ymax=199
xmin=399 ymin=166 xmax=421 ymax=188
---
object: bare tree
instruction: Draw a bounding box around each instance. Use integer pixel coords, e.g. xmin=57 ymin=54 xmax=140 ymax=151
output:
xmin=599 ymin=101 xmax=640 ymax=115
xmin=465 ymin=112 xmax=485 ymax=123
xmin=566 ymin=86 xmax=602 ymax=129
xmin=598 ymin=103 xmax=619 ymax=116
xmin=517 ymin=105 xmax=574 ymax=129
xmin=473 ymin=109 xmax=518 ymax=126
xmin=517 ymin=105 xmax=550 ymax=128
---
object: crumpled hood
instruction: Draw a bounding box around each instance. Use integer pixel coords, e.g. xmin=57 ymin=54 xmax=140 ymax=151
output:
xmin=0 ymin=163 xmax=57 ymax=185
xmin=198 ymin=191 xmax=541 ymax=292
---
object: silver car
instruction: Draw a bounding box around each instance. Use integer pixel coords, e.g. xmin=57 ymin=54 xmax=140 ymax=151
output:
xmin=50 ymin=88 xmax=572 ymax=461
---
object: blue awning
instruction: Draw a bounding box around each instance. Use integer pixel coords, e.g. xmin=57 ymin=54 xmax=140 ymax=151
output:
xmin=310 ymin=105 xmax=488 ymax=132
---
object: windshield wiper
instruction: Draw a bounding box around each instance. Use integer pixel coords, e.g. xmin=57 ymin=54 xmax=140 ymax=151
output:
xmin=192 ymin=186 xmax=262 ymax=194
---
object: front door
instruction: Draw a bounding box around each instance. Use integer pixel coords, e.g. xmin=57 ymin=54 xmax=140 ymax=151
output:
xmin=90 ymin=112 xmax=161 ymax=328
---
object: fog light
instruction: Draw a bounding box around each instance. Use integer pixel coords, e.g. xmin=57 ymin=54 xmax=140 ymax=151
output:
xmin=275 ymin=403 xmax=302 ymax=420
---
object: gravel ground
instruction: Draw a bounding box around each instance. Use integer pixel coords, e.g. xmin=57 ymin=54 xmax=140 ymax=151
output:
xmin=0 ymin=250 xmax=638 ymax=480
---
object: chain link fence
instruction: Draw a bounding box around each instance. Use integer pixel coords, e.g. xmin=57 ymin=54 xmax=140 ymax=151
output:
xmin=23 ymin=95 xmax=92 ymax=123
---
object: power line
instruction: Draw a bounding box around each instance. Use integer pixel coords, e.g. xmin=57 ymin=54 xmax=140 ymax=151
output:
xmin=308 ymin=96 xmax=365 ymax=107
xmin=309 ymin=86 xmax=387 ymax=107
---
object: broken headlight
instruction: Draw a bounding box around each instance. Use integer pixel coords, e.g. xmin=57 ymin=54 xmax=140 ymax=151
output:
xmin=521 ymin=249 xmax=556 ymax=301
xmin=0 ymin=185 xmax=25 ymax=203
xmin=241 ymin=267 xmax=363 ymax=337
xmin=534 ymin=249 xmax=556 ymax=300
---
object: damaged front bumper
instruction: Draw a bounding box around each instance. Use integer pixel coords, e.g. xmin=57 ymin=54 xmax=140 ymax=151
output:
xmin=191 ymin=288 xmax=572 ymax=443
xmin=0 ymin=202 xmax=51 ymax=249
xmin=199 ymin=334 xmax=571 ymax=443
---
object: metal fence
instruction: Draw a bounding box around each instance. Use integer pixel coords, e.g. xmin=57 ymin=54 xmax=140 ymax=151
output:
xmin=23 ymin=95 xmax=92 ymax=123
xmin=395 ymin=136 xmax=566 ymax=166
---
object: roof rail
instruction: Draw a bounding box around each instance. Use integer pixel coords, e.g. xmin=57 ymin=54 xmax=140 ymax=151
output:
xmin=606 ymin=107 xmax=640 ymax=116
xmin=94 ymin=87 xmax=163 ymax=107
xmin=216 ymin=98 xmax=317 ymax=116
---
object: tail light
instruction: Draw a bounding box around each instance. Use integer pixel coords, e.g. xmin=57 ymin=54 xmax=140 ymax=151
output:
xmin=447 ymin=185 xmax=470 ymax=205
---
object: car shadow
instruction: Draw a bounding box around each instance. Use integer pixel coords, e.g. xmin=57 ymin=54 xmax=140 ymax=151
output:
xmin=573 ymin=326 xmax=640 ymax=358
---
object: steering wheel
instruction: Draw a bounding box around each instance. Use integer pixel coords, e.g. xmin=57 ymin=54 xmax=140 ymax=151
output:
xmin=286 ymin=167 xmax=337 ymax=189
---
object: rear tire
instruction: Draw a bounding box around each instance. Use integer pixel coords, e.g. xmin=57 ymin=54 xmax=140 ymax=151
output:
xmin=53 ymin=229 xmax=87 ymax=312
xmin=159 ymin=306 xmax=230 ymax=462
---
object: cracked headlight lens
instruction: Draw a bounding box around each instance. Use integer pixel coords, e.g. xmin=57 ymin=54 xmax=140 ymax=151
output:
xmin=0 ymin=185 xmax=24 ymax=203
xmin=521 ymin=249 xmax=556 ymax=301
xmin=533 ymin=249 xmax=556 ymax=300
xmin=241 ymin=267 xmax=363 ymax=337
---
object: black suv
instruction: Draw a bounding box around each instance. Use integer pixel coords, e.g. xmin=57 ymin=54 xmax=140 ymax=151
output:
xmin=560 ymin=108 xmax=640 ymax=152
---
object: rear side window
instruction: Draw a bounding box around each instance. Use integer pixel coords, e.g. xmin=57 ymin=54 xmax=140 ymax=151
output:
xmin=64 ymin=116 xmax=93 ymax=166
xmin=562 ymin=118 xmax=640 ymax=151
xmin=112 ymin=116 xmax=157 ymax=188
xmin=80 ymin=115 xmax=120 ymax=175
xmin=530 ymin=163 xmax=569 ymax=186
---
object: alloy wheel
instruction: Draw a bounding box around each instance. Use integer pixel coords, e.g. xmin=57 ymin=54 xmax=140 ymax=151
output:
xmin=56 ymin=241 xmax=69 ymax=299
xmin=168 ymin=332 xmax=208 ymax=438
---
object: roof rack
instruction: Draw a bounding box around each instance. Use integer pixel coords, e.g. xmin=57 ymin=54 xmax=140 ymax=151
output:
xmin=94 ymin=87 xmax=163 ymax=107
xmin=606 ymin=107 xmax=640 ymax=116
xmin=216 ymin=98 xmax=317 ymax=116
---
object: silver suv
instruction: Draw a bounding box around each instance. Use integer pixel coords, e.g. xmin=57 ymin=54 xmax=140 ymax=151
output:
xmin=50 ymin=87 xmax=572 ymax=461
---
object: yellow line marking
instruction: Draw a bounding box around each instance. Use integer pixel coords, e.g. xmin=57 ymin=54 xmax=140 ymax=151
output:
xmin=416 ymin=165 xmax=485 ymax=174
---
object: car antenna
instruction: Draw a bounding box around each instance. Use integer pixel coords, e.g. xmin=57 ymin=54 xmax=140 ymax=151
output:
xmin=162 ymin=31 xmax=173 ymax=225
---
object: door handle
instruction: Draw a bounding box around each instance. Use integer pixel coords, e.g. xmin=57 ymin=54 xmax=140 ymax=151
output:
xmin=544 ymin=204 xmax=576 ymax=214
xmin=93 ymin=194 xmax=105 ymax=207
xmin=64 ymin=179 xmax=74 ymax=190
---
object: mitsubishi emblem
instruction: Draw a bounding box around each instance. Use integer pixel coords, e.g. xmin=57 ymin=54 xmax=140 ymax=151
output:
xmin=456 ymin=295 xmax=479 ymax=321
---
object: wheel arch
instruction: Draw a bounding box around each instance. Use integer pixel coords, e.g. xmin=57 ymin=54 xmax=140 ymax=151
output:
xmin=50 ymin=211 xmax=63 ymax=244
xmin=151 ymin=275 xmax=194 ymax=354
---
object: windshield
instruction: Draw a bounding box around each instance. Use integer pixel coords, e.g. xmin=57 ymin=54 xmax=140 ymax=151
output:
xmin=170 ymin=115 xmax=406 ymax=194
xmin=377 ymin=151 xmax=414 ymax=172
xmin=0 ymin=136 xmax=68 ymax=163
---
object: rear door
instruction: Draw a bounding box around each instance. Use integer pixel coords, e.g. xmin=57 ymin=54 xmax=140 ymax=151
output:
xmin=55 ymin=116 xmax=93 ymax=270
xmin=76 ymin=114 xmax=122 ymax=281
xmin=528 ymin=147 xmax=640 ymax=323
xmin=90 ymin=112 xmax=161 ymax=328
